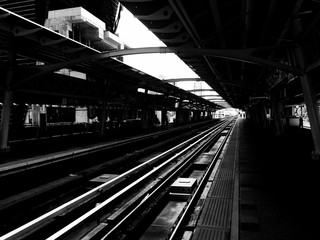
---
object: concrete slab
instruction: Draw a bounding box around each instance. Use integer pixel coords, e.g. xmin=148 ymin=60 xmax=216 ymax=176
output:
xmin=139 ymin=201 xmax=186 ymax=240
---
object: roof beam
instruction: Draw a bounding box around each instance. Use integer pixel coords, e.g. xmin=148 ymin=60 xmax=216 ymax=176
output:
xmin=0 ymin=12 xmax=10 ymax=19
xmin=209 ymin=0 xmax=227 ymax=48
xmin=200 ymin=15 xmax=240 ymax=46
xmin=241 ymin=0 xmax=252 ymax=48
xmin=149 ymin=21 xmax=182 ymax=33
xmin=258 ymin=0 xmax=277 ymax=46
xmin=257 ymin=0 xmax=304 ymax=80
xmin=13 ymin=46 xmax=302 ymax=88
xmin=209 ymin=0 xmax=235 ymax=106
xmin=163 ymin=78 xmax=201 ymax=82
xmin=239 ymin=0 xmax=253 ymax=99
xmin=40 ymin=38 xmax=67 ymax=46
xmin=306 ymin=58 xmax=320 ymax=73
xmin=187 ymin=88 xmax=216 ymax=92
xmin=209 ymin=99 xmax=226 ymax=102
xmin=64 ymin=46 xmax=303 ymax=73
xmin=299 ymin=7 xmax=320 ymax=40
xmin=168 ymin=0 xmax=222 ymax=89
xmin=12 ymin=26 xmax=42 ymax=37
xmin=197 ymin=95 xmax=222 ymax=98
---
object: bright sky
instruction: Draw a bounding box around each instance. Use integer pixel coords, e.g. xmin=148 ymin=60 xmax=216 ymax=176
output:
xmin=116 ymin=7 xmax=229 ymax=107
xmin=116 ymin=8 xmax=199 ymax=80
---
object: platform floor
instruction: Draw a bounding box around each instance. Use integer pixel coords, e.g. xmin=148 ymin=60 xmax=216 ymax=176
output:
xmin=193 ymin=118 xmax=319 ymax=240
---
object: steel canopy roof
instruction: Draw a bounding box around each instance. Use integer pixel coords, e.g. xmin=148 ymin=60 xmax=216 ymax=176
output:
xmin=0 ymin=6 xmax=220 ymax=110
xmin=118 ymin=0 xmax=320 ymax=109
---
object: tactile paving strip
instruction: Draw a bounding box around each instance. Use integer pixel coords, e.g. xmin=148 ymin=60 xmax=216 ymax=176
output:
xmin=197 ymin=198 xmax=232 ymax=228
xmin=216 ymin=168 xmax=233 ymax=180
xmin=193 ymin=121 xmax=239 ymax=240
xmin=219 ymin=160 xmax=234 ymax=170
xmin=192 ymin=227 xmax=230 ymax=240
xmin=207 ymin=179 xmax=234 ymax=198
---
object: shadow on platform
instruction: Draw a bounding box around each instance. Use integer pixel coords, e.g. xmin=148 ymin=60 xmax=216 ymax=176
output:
xmin=238 ymin=118 xmax=319 ymax=240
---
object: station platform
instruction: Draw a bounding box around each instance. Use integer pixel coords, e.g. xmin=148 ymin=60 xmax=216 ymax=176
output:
xmin=193 ymin=118 xmax=319 ymax=240
xmin=0 ymin=124 xmax=167 ymax=164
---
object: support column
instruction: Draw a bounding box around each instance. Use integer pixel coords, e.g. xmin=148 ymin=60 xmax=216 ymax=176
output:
xmin=193 ymin=110 xmax=198 ymax=121
xmin=271 ymin=94 xmax=284 ymax=135
xmin=99 ymin=99 xmax=107 ymax=136
xmin=99 ymin=82 xmax=109 ymax=136
xmin=161 ymin=95 xmax=168 ymax=128
xmin=141 ymin=88 xmax=149 ymax=129
xmin=259 ymin=101 xmax=268 ymax=129
xmin=161 ymin=109 xmax=168 ymax=128
xmin=0 ymin=91 xmax=13 ymax=152
xmin=175 ymin=99 xmax=183 ymax=125
xmin=207 ymin=109 xmax=212 ymax=119
xmin=294 ymin=19 xmax=320 ymax=159
xmin=0 ymin=52 xmax=16 ymax=153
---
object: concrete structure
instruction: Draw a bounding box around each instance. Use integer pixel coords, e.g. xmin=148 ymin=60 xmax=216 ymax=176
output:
xmin=45 ymin=7 xmax=121 ymax=50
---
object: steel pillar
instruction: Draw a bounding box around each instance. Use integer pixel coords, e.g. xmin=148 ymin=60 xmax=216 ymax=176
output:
xmin=193 ymin=110 xmax=199 ymax=121
xmin=161 ymin=109 xmax=168 ymax=128
xmin=271 ymin=94 xmax=284 ymax=135
xmin=175 ymin=99 xmax=183 ymax=125
xmin=99 ymin=83 xmax=110 ymax=136
xmin=294 ymin=19 xmax=320 ymax=159
xmin=0 ymin=91 xmax=13 ymax=153
xmin=99 ymin=99 xmax=107 ymax=136
xmin=259 ymin=101 xmax=268 ymax=129
xmin=141 ymin=88 xmax=149 ymax=129
xmin=0 ymin=52 xmax=15 ymax=153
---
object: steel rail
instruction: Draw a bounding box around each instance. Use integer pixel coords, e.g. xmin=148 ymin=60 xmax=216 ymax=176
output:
xmin=0 ymin=120 xmax=227 ymax=240
xmin=0 ymin=121 xmax=218 ymax=209
xmin=168 ymin=119 xmax=236 ymax=240
xmin=0 ymin=120 xmax=215 ymax=176
xmin=99 ymin=118 xmax=234 ymax=240
xmin=45 ymin=120 xmax=231 ymax=240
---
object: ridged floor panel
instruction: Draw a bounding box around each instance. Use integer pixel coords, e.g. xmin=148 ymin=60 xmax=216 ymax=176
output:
xmin=207 ymin=180 xmax=234 ymax=198
xmin=193 ymin=120 xmax=239 ymax=240
xmin=192 ymin=227 xmax=230 ymax=240
xmin=197 ymin=198 xmax=232 ymax=228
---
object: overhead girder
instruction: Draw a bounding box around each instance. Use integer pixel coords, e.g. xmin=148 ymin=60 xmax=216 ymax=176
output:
xmin=149 ymin=21 xmax=182 ymax=33
xmin=167 ymin=0 xmax=224 ymax=102
xmin=258 ymin=0 xmax=277 ymax=46
xmin=256 ymin=0 xmax=304 ymax=84
xmin=209 ymin=0 xmax=234 ymax=90
xmin=187 ymin=89 xmax=218 ymax=93
xmin=163 ymin=78 xmax=201 ymax=82
xmin=196 ymin=95 xmax=222 ymax=98
xmin=14 ymin=46 xmax=302 ymax=89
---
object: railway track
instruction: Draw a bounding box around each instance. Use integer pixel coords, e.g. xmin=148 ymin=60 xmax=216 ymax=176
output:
xmin=98 ymin=118 xmax=236 ymax=240
xmin=0 ymin=117 xmax=236 ymax=240
xmin=0 ymin=120 xmax=220 ymax=207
